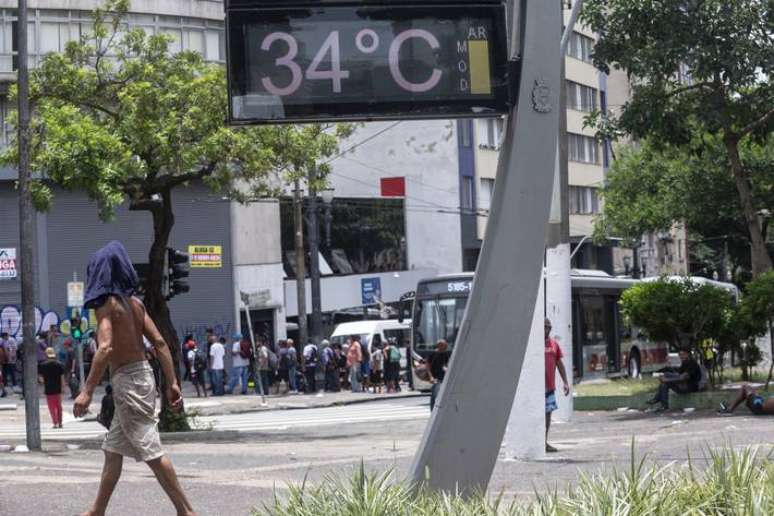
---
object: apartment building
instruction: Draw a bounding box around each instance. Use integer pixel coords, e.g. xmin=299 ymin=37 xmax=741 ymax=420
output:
xmin=459 ymin=9 xmax=633 ymax=276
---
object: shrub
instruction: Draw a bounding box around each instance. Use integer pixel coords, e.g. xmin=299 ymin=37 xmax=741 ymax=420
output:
xmin=259 ymin=446 xmax=774 ymax=516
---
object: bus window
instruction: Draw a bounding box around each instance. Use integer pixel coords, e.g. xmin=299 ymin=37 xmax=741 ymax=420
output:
xmin=414 ymin=297 xmax=467 ymax=353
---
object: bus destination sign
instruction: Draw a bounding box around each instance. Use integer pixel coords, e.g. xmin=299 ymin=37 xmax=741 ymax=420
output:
xmin=226 ymin=1 xmax=511 ymax=124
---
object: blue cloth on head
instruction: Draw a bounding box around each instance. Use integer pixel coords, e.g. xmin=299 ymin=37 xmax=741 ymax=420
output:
xmin=84 ymin=241 xmax=139 ymax=309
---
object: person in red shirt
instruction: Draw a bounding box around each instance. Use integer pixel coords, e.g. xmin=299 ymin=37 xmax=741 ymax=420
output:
xmin=544 ymin=318 xmax=570 ymax=453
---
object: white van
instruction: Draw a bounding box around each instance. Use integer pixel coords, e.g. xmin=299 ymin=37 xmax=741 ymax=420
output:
xmin=329 ymin=319 xmax=411 ymax=368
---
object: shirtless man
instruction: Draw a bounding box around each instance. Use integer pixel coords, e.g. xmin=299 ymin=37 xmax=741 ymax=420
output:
xmin=73 ymin=241 xmax=195 ymax=516
xmin=718 ymin=383 xmax=774 ymax=416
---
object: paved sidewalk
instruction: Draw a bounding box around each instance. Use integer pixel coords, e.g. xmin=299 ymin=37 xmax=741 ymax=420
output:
xmin=0 ymin=382 xmax=424 ymax=426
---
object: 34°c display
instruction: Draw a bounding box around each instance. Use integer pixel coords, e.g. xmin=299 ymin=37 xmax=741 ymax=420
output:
xmin=226 ymin=1 xmax=511 ymax=124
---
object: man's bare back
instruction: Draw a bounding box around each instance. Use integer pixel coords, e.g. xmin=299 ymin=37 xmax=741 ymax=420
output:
xmin=99 ymin=296 xmax=147 ymax=371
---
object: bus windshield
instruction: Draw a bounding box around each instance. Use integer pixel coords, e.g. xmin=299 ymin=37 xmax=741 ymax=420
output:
xmin=414 ymin=297 xmax=467 ymax=352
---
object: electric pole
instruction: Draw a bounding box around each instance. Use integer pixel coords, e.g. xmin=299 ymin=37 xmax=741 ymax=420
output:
xmin=307 ymin=171 xmax=323 ymax=345
xmin=293 ymin=180 xmax=308 ymax=349
xmin=18 ymin=0 xmax=42 ymax=450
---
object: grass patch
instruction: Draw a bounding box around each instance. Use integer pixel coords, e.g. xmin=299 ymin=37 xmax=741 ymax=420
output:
xmin=574 ymin=378 xmax=658 ymax=397
xmin=258 ymin=446 xmax=774 ymax=515
xmin=574 ymin=367 xmax=772 ymax=398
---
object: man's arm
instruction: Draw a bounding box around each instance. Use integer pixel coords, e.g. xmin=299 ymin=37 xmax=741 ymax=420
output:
xmin=557 ymin=358 xmax=570 ymax=395
xmin=74 ymin=303 xmax=113 ymax=417
xmin=142 ymin=310 xmax=182 ymax=409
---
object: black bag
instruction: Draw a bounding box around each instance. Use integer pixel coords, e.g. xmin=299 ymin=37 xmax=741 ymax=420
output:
xmin=97 ymin=385 xmax=115 ymax=429
xmin=68 ymin=373 xmax=81 ymax=399
xmin=194 ymin=350 xmax=207 ymax=371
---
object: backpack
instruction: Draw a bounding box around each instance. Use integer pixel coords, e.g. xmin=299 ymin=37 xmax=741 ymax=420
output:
xmin=194 ymin=351 xmax=207 ymax=371
xmin=267 ymin=348 xmax=278 ymax=370
xmin=325 ymin=348 xmax=337 ymax=371
xmin=389 ymin=346 xmax=401 ymax=363
xmin=307 ymin=346 xmax=319 ymax=364
xmin=239 ymin=340 xmax=252 ymax=360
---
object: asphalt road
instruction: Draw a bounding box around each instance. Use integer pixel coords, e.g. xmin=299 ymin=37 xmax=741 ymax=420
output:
xmin=1 ymin=398 xmax=773 ymax=516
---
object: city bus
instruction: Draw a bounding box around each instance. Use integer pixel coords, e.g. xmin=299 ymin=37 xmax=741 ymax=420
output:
xmin=401 ymin=271 xmax=674 ymax=391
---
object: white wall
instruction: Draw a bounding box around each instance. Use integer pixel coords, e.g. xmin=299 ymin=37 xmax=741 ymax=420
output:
xmin=329 ymin=120 xmax=463 ymax=274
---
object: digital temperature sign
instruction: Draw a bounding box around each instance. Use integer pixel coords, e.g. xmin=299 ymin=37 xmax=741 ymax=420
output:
xmin=226 ymin=1 xmax=511 ymax=124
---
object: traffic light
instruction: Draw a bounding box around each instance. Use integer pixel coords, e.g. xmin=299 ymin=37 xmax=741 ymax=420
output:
xmin=134 ymin=263 xmax=150 ymax=296
xmin=166 ymin=248 xmax=190 ymax=300
xmin=70 ymin=318 xmax=83 ymax=340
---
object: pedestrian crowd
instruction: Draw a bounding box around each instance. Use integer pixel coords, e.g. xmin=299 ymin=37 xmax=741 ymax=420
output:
xmin=180 ymin=330 xmax=407 ymax=397
xmin=0 ymin=323 xmax=101 ymax=429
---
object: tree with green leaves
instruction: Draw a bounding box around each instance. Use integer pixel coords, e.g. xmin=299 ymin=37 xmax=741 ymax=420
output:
xmin=2 ymin=1 xmax=351 ymax=427
xmin=594 ymin=134 xmax=774 ymax=280
xmin=620 ymin=278 xmax=732 ymax=353
xmin=582 ymin=0 xmax=774 ymax=276
xmin=738 ymin=271 xmax=774 ymax=387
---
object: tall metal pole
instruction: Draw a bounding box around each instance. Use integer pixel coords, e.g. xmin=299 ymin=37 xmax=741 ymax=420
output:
xmin=293 ymin=181 xmax=308 ymax=349
xmin=411 ymin=0 xmax=561 ymax=493
xmin=307 ymin=174 xmax=323 ymax=345
xmin=18 ymin=0 xmax=42 ymax=450
xmin=240 ymin=294 xmax=267 ymax=405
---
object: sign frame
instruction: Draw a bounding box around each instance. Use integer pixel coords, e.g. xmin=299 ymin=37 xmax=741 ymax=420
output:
xmin=225 ymin=0 xmax=513 ymax=124
xmin=0 ymin=247 xmax=17 ymax=280
xmin=188 ymin=245 xmax=223 ymax=268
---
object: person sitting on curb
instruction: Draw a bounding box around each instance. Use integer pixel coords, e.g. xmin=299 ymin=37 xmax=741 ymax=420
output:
xmin=718 ymin=384 xmax=774 ymax=416
xmin=646 ymin=349 xmax=701 ymax=412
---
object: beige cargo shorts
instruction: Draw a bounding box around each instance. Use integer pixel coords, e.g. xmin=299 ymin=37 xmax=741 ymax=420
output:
xmin=103 ymin=360 xmax=164 ymax=462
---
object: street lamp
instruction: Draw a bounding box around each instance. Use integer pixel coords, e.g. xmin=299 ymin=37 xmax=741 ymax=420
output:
xmin=308 ymin=183 xmax=334 ymax=345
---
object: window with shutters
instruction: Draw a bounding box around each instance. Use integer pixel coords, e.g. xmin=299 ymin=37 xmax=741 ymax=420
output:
xmin=569 ymin=186 xmax=600 ymax=215
xmin=568 ymin=133 xmax=600 ymax=164
xmin=566 ymin=80 xmax=598 ymax=112
xmin=566 ymin=32 xmax=594 ymax=63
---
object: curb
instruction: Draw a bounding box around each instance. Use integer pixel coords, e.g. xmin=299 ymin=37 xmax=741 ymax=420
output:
xmin=220 ymin=392 xmax=427 ymax=416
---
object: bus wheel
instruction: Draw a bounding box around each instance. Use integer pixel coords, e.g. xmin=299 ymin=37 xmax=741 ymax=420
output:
xmin=628 ymin=351 xmax=641 ymax=379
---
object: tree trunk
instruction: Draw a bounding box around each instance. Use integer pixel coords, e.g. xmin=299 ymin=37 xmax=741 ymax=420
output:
xmin=766 ymin=319 xmax=774 ymax=390
xmin=725 ymin=136 xmax=772 ymax=277
xmin=140 ymin=188 xmax=190 ymax=431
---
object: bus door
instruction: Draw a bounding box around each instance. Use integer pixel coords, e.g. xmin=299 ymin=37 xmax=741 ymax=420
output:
xmin=571 ymin=294 xmax=584 ymax=379
xmin=604 ymin=295 xmax=619 ymax=373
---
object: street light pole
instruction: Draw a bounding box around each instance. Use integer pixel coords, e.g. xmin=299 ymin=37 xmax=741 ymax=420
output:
xmin=307 ymin=176 xmax=322 ymax=345
xmin=18 ymin=0 xmax=42 ymax=451
xmin=293 ymin=181 xmax=308 ymax=348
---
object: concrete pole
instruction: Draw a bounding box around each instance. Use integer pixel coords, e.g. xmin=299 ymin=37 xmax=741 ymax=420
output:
xmin=502 ymin=275 xmax=546 ymax=459
xmin=410 ymin=0 xmax=561 ymax=494
xmin=546 ymin=245 xmax=573 ymax=421
xmin=240 ymin=294 xmax=267 ymax=405
xmin=293 ymin=181 xmax=308 ymax=349
xmin=307 ymin=175 xmax=322 ymax=345
xmin=18 ymin=0 xmax=41 ymax=451
xmin=544 ymin=0 xmax=580 ymax=423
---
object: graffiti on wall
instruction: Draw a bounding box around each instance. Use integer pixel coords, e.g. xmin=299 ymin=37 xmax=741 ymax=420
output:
xmin=1 ymin=304 xmax=236 ymax=345
xmin=178 ymin=321 xmax=235 ymax=345
xmin=0 ymin=305 xmax=61 ymax=338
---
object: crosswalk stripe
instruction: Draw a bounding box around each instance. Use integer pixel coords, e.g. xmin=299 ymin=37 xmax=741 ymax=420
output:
xmin=0 ymin=402 xmax=429 ymax=440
